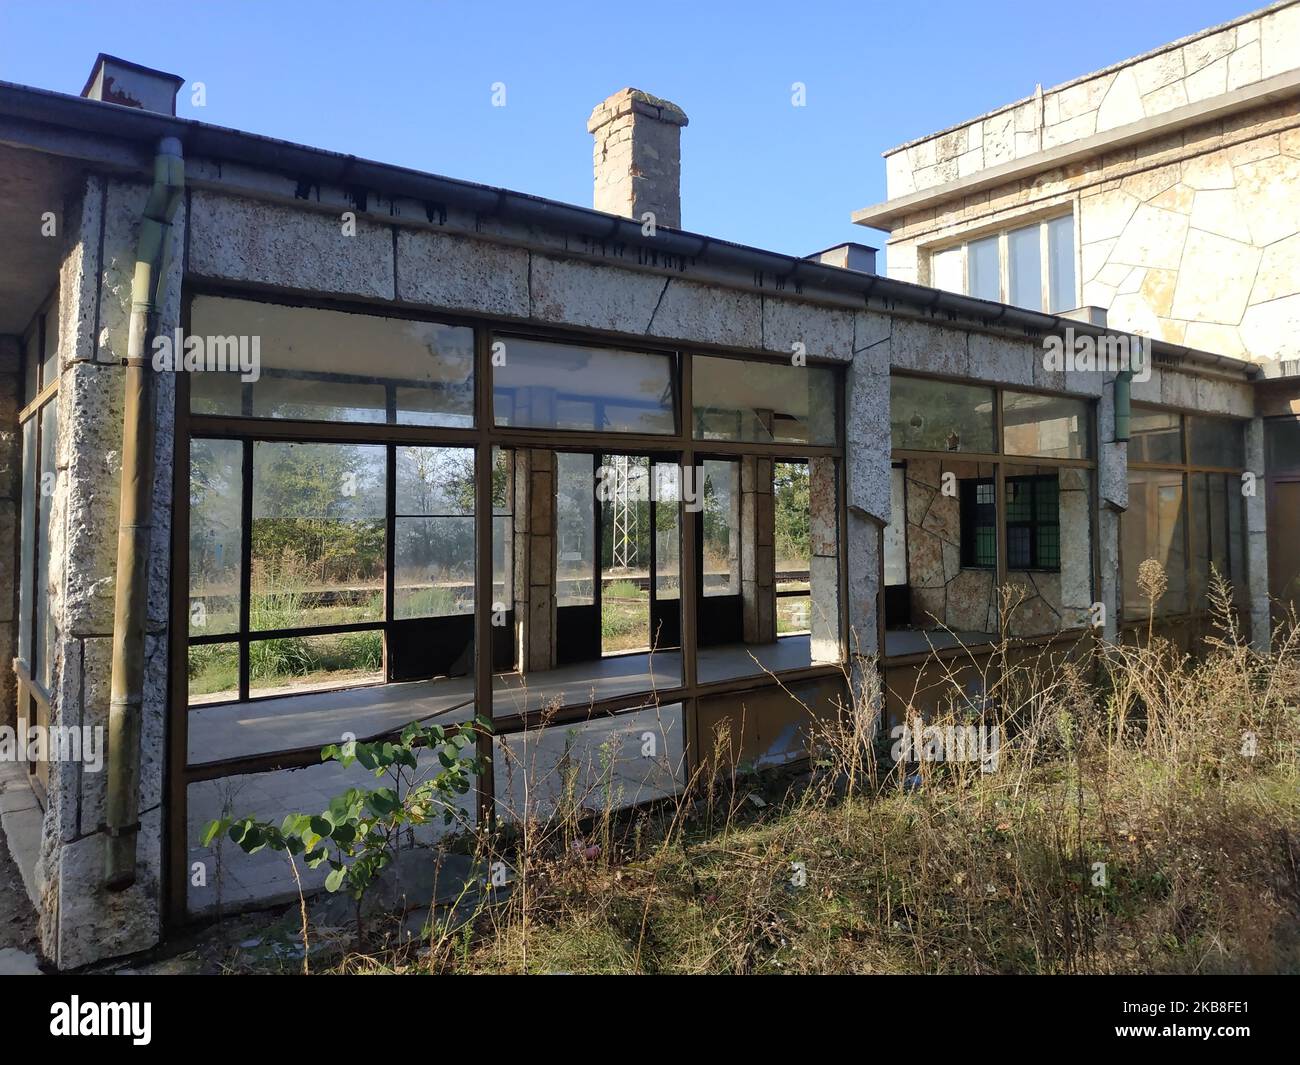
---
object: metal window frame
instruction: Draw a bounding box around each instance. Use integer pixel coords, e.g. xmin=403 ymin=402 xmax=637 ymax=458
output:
xmin=166 ymin=285 xmax=849 ymax=926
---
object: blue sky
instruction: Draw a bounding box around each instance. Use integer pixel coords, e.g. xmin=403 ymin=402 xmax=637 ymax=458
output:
xmin=0 ymin=0 xmax=1262 ymax=260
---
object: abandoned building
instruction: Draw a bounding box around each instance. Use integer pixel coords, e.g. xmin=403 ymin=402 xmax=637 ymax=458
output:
xmin=0 ymin=0 xmax=1297 ymax=969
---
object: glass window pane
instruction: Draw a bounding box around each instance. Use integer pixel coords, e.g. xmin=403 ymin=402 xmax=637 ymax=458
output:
xmin=1047 ymin=215 xmax=1076 ymax=313
xmin=251 ymin=442 xmax=386 ymax=630
xmin=249 ymin=630 xmax=383 ymax=698
xmin=931 ymin=246 xmax=963 ymax=294
xmin=1188 ymin=472 xmax=1211 ymax=610
xmin=1129 ymin=407 xmax=1183 ymax=464
xmin=654 ymin=464 xmax=681 ymax=602
xmin=493 ymin=704 xmax=685 ymax=823
xmin=493 ymin=338 xmax=674 ymax=434
xmin=1007 ymin=224 xmax=1043 ymax=311
xmin=1185 ymin=415 xmax=1245 ymax=469
xmin=23 ymin=327 xmax=39 ymax=404
xmin=1002 ymin=391 xmax=1091 ymax=459
xmin=188 ymin=641 xmax=240 ymax=706
xmin=17 ymin=418 xmax=36 ymax=666
xmin=1265 ymin=417 xmax=1300 ymax=472
xmin=1123 ymin=470 xmax=1187 ymax=618
xmin=967 ymin=235 xmax=1000 ymax=301
xmin=693 ymin=356 xmax=836 ymax=446
xmin=188 ymin=296 xmax=475 ymax=427
xmin=393 ymin=446 xmax=476 ymax=619
xmin=702 ymin=459 xmax=740 ymax=597
xmin=884 ymin=465 xmax=908 ymax=586
xmin=556 ymin=452 xmax=595 ymax=606
xmin=40 ymin=298 xmax=58 ymax=390
xmin=189 ymin=439 xmax=243 ymax=636
xmin=890 ymin=376 xmax=995 ymax=453
xmin=35 ymin=400 xmax=57 ymax=690
xmin=775 ymin=462 xmax=811 ymax=636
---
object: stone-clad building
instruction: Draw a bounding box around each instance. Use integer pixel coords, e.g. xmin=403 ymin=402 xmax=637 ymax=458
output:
xmin=856 ymin=3 xmax=1300 ymax=630
xmin=0 ymin=6 xmax=1293 ymax=968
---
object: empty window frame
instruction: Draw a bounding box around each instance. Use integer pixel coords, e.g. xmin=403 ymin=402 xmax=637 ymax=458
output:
xmin=1123 ymin=405 xmax=1249 ymax=618
xmin=888 ymin=373 xmax=1095 ymax=649
xmin=929 ymin=214 xmax=1077 ymax=313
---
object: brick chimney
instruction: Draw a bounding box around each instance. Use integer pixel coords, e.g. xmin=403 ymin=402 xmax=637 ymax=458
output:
xmin=587 ymin=88 xmax=688 ymax=229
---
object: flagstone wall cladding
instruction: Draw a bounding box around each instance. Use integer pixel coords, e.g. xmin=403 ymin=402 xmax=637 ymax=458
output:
xmin=881 ymin=4 xmax=1300 ymax=368
xmin=885 ymin=3 xmax=1300 ymax=199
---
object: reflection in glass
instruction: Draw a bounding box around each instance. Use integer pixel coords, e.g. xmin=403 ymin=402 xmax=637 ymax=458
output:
xmin=556 ymin=452 xmax=595 ymax=606
xmin=891 ymin=376 xmax=995 ymax=453
xmin=693 ymin=356 xmax=836 ymax=446
xmin=967 ymin=235 xmax=1000 ymax=301
xmin=189 ymin=295 xmax=475 ymax=427
xmin=1129 ymin=407 xmax=1182 ymax=464
xmin=1123 ymin=470 xmax=1187 ymax=618
xmin=1185 ymin=415 xmax=1245 ymax=469
xmin=1003 ymin=391 xmax=1090 ymax=459
xmin=702 ymin=459 xmax=740 ymax=596
xmin=1047 ymin=215 xmax=1076 ymax=312
xmin=493 ymin=338 xmax=674 ymax=434
xmin=1008 ymin=224 xmax=1042 ymax=311
xmin=189 ymin=438 xmax=243 ymax=635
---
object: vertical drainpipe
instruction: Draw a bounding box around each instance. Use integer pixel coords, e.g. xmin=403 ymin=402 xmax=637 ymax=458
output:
xmin=104 ymin=137 xmax=185 ymax=890
xmin=1114 ymin=371 xmax=1131 ymax=442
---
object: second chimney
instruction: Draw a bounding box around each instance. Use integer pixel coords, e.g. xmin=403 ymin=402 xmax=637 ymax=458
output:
xmin=588 ymin=88 xmax=688 ymax=230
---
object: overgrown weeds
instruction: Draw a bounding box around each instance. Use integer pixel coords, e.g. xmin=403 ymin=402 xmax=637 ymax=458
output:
xmin=231 ymin=571 xmax=1300 ymax=974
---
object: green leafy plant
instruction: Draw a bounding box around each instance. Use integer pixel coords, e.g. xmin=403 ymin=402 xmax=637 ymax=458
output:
xmin=203 ymin=718 xmax=489 ymax=943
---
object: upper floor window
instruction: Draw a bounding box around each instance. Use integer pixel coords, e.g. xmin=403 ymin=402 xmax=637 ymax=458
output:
xmin=930 ymin=214 xmax=1077 ymax=314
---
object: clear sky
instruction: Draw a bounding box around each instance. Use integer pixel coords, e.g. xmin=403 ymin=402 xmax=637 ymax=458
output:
xmin=0 ymin=0 xmax=1264 ymax=262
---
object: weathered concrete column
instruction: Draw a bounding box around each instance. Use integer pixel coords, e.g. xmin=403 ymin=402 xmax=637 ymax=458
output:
xmin=844 ymin=324 xmax=891 ymax=704
xmin=808 ymin=456 xmax=840 ymax=663
xmin=35 ymin=173 xmax=184 ymax=969
xmin=512 ymin=449 xmax=557 ymax=672
xmin=1096 ymin=374 xmax=1126 ymax=642
xmin=1245 ymin=417 xmax=1271 ymax=651
xmin=587 ymin=88 xmax=688 ymax=229
xmin=0 ymin=335 xmax=19 ymax=729
xmin=740 ymin=455 xmax=775 ymax=644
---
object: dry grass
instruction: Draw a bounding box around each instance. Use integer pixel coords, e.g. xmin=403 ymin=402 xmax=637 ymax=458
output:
xmin=262 ymin=574 xmax=1300 ymax=975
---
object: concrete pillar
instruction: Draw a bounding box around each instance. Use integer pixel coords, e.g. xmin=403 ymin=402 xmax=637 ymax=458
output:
xmin=740 ymin=455 xmax=775 ymax=644
xmin=587 ymin=88 xmax=688 ymax=230
xmin=1245 ymin=417 xmax=1271 ymax=651
xmin=513 ymin=449 xmax=557 ymax=672
xmin=35 ymin=174 xmax=183 ymax=968
xmin=808 ymin=456 xmax=840 ymax=663
xmin=1097 ymin=375 xmax=1127 ymax=642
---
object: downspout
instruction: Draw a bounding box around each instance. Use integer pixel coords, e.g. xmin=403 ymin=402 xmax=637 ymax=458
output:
xmin=104 ymin=137 xmax=184 ymax=890
xmin=1114 ymin=371 xmax=1131 ymax=442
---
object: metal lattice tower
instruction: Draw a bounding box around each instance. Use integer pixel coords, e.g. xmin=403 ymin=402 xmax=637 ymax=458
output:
xmin=610 ymin=455 xmax=640 ymax=570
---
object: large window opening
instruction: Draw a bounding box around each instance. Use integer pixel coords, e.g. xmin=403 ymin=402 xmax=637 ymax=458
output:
xmin=885 ymin=374 xmax=1095 ymax=656
xmin=1122 ymin=407 xmax=1248 ymax=622
xmin=177 ymin=299 xmax=848 ymax=920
